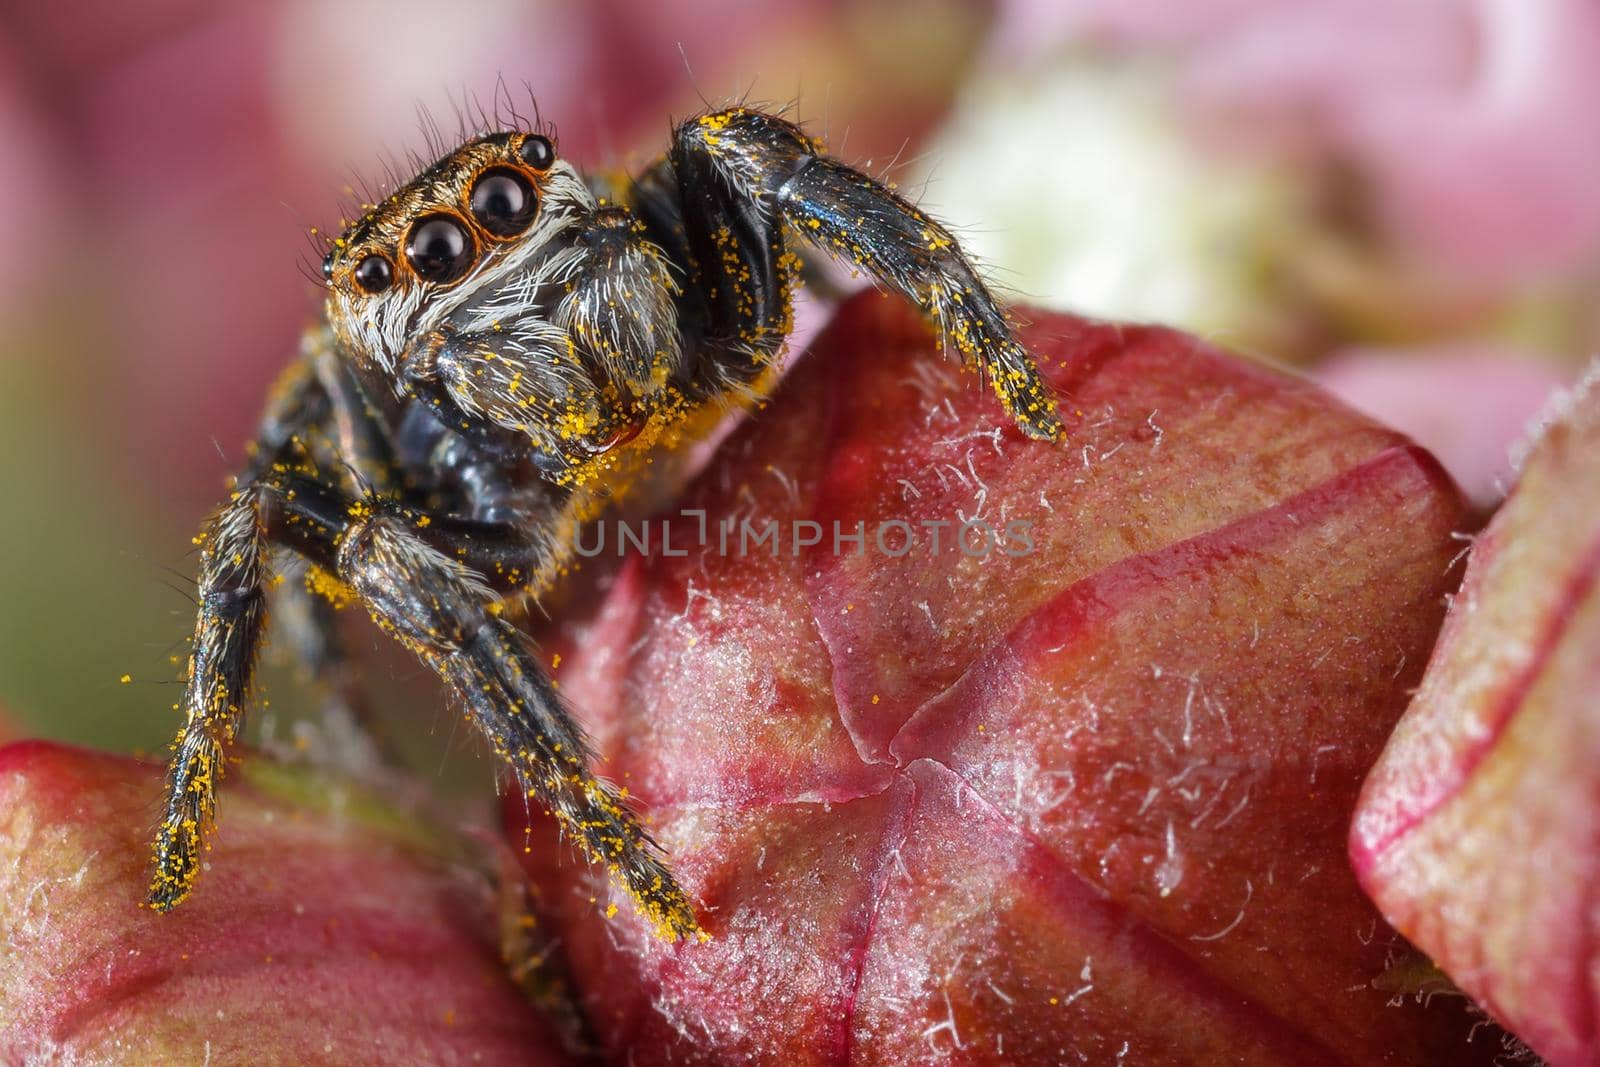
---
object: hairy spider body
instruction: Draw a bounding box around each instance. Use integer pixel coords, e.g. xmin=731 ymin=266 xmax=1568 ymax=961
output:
xmin=148 ymin=106 xmax=1064 ymax=941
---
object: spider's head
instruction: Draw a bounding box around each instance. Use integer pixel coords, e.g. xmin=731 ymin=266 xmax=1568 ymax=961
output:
xmin=322 ymin=131 xmax=571 ymax=355
xmin=321 ymin=131 xmax=647 ymax=478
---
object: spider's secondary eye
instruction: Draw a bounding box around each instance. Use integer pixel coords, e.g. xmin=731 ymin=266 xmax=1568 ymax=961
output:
xmin=352 ymin=254 xmax=393 ymax=293
xmin=470 ymin=168 xmax=537 ymax=237
xmin=519 ymin=134 xmax=555 ymax=170
xmin=405 ymin=215 xmax=475 ymax=284
xmin=321 ymin=252 xmax=335 ymax=283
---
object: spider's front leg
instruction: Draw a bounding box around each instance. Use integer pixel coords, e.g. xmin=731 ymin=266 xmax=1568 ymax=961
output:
xmin=151 ymin=460 xmax=700 ymax=939
xmin=147 ymin=364 xmax=319 ymax=911
xmin=666 ymin=107 xmax=1065 ymax=440
xmin=324 ymin=495 xmax=700 ymax=941
xmin=149 ymin=330 xmax=406 ymax=910
xmin=148 ymin=479 xmax=274 ymax=910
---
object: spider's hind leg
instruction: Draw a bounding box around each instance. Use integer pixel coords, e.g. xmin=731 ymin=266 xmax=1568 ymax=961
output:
xmin=667 ymin=106 xmax=1064 ymax=440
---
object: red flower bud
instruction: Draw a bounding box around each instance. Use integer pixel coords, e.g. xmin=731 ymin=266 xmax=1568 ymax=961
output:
xmin=0 ymin=742 xmax=570 ymax=1065
xmin=513 ymin=292 xmax=1496 ymax=1062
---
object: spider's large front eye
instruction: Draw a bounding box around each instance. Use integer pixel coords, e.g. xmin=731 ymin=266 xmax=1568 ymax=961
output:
xmin=469 ymin=167 xmax=537 ymax=237
xmin=352 ymin=254 xmax=393 ymax=293
xmin=405 ymin=214 xmax=475 ymax=284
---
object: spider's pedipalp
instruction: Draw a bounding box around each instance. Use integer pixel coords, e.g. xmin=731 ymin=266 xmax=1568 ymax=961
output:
xmin=553 ymin=208 xmax=684 ymax=400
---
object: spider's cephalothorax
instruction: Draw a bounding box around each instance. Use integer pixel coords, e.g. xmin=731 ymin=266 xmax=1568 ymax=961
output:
xmin=148 ymin=106 xmax=1064 ymax=941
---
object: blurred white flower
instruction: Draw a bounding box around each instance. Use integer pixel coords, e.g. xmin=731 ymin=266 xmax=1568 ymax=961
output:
xmin=914 ymin=60 xmax=1301 ymax=348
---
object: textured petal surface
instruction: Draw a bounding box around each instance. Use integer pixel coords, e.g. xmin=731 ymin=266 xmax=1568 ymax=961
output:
xmin=0 ymin=742 xmax=567 ymax=1066
xmin=1354 ymin=365 xmax=1600 ymax=1066
xmin=519 ymin=292 xmax=1495 ymax=1063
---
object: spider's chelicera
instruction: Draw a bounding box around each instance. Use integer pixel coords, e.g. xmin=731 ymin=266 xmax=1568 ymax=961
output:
xmin=148 ymin=106 xmax=1064 ymax=941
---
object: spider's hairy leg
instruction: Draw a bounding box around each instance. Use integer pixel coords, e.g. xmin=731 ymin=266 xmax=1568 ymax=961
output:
xmin=324 ymin=498 xmax=700 ymax=942
xmin=149 ymin=480 xmax=274 ymax=911
xmin=650 ymin=126 xmax=797 ymax=363
xmin=151 ymin=327 xmax=403 ymax=909
xmin=673 ymin=107 xmax=1065 ymax=441
xmin=185 ymin=460 xmax=699 ymax=939
xmin=156 ymin=454 xmax=699 ymax=938
xmin=147 ymin=345 xmax=343 ymax=912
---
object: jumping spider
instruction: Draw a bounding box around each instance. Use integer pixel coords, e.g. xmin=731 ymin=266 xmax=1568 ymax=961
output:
xmin=149 ymin=105 xmax=1064 ymax=941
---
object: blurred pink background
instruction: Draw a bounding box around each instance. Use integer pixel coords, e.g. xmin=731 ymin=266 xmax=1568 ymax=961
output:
xmin=0 ymin=0 xmax=1593 ymax=750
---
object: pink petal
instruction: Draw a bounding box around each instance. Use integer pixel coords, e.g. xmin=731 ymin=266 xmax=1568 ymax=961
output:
xmin=1353 ymin=364 xmax=1600 ymax=1065
xmin=1179 ymin=0 xmax=1600 ymax=286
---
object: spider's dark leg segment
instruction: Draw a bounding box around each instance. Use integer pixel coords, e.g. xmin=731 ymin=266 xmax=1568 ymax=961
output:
xmin=159 ymin=461 xmax=698 ymax=938
xmin=636 ymin=132 xmax=800 ymax=370
xmin=149 ymin=481 xmax=277 ymax=910
xmin=335 ymin=523 xmax=699 ymax=941
xmin=276 ymin=479 xmax=700 ymax=940
xmin=270 ymin=471 xmax=567 ymax=597
xmin=152 ymin=335 xmax=401 ymax=909
xmin=672 ymin=107 xmax=1064 ymax=440
xmin=147 ymin=342 xmax=350 ymax=911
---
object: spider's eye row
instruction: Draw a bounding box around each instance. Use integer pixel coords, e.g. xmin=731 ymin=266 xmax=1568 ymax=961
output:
xmin=405 ymin=214 xmax=475 ymax=284
xmin=470 ymin=167 xmax=538 ymax=238
xmin=352 ymin=254 xmax=393 ymax=293
xmin=519 ymin=134 xmax=555 ymax=170
xmin=320 ymin=251 xmax=335 ymax=283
